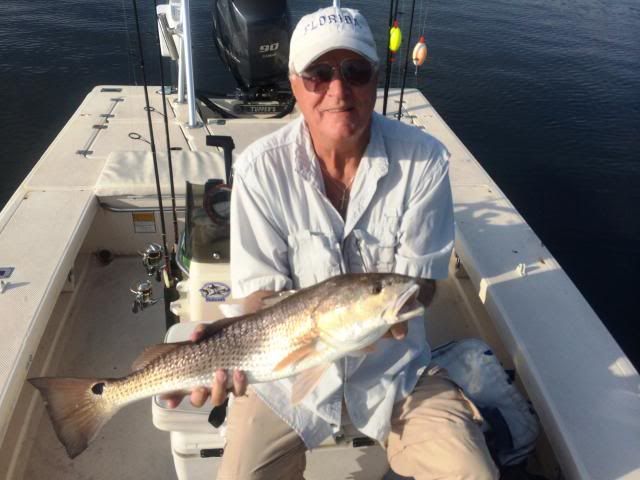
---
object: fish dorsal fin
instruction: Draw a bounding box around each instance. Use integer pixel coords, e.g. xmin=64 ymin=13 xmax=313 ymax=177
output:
xmin=262 ymin=290 xmax=297 ymax=308
xmin=131 ymin=342 xmax=190 ymax=371
xmin=291 ymin=363 xmax=331 ymax=405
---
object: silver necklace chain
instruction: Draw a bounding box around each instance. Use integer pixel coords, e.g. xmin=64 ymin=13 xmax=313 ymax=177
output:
xmin=319 ymin=163 xmax=356 ymax=215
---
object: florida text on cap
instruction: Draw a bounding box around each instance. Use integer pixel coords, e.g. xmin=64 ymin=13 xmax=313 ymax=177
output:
xmin=289 ymin=7 xmax=379 ymax=74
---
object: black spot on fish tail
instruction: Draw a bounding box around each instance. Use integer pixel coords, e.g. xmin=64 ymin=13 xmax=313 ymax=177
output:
xmin=28 ymin=377 xmax=118 ymax=458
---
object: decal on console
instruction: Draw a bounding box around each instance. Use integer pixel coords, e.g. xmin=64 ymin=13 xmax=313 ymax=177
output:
xmin=199 ymin=282 xmax=231 ymax=302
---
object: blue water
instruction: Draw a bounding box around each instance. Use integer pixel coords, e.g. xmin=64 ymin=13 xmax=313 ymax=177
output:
xmin=1 ymin=0 xmax=639 ymax=366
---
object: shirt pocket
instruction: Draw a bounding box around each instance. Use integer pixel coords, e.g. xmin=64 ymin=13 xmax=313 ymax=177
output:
xmin=353 ymin=212 xmax=401 ymax=273
xmin=287 ymin=230 xmax=344 ymax=288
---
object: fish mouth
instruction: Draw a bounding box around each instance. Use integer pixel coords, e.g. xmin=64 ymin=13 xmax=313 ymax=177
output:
xmin=389 ymin=283 xmax=424 ymax=323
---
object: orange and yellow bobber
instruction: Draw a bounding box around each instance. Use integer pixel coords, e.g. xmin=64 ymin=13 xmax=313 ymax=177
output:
xmin=412 ymin=35 xmax=427 ymax=66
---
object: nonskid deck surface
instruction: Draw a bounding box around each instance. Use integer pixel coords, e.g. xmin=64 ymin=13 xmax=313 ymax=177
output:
xmin=8 ymin=85 xmax=636 ymax=478
xmin=20 ymin=256 xmax=478 ymax=480
xmin=23 ymin=256 xmax=175 ymax=480
xmin=9 ymin=87 xmax=481 ymax=479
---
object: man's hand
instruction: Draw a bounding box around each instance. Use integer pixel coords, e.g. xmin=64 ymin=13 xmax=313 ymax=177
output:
xmin=161 ymin=324 xmax=248 ymax=408
xmin=161 ymin=290 xmax=274 ymax=408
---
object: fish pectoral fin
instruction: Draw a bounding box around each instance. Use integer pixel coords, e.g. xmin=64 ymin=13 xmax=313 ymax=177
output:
xmin=291 ymin=363 xmax=331 ymax=405
xmin=131 ymin=342 xmax=190 ymax=371
xmin=273 ymin=343 xmax=318 ymax=372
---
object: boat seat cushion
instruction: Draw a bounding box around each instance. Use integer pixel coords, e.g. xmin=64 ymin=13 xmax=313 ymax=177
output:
xmin=95 ymin=151 xmax=227 ymax=204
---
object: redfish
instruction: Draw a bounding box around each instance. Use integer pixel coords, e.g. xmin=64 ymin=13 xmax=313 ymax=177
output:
xmin=29 ymin=273 xmax=424 ymax=458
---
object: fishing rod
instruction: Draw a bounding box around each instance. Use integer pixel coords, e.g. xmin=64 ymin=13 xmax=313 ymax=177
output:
xmin=397 ymin=0 xmax=417 ymax=120
xmin=131 ymin=0 xmax=173 ymax=283
xmin=393 ymin=0 xmax=401 ymax=26
xmin=152 ymin=0 xmax=180 ymax=255
xmin=382 ymin=0 xmax=396 ymax=116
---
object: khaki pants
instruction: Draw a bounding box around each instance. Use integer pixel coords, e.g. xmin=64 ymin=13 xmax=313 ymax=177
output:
xmin=217 ymin=368 xmax=499 ymax=480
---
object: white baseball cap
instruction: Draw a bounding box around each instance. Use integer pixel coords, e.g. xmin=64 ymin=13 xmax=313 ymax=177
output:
xmin=288 ymin=7 xmax=379 ymax=74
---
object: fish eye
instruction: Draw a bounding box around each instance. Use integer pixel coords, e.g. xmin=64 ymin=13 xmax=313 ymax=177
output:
xmin=91 ymin=382 xmax=105 ymax=395
xmin=371 ymin=283 xmax=382 ymax=294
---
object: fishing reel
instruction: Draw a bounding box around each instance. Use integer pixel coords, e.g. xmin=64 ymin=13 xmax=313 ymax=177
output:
xmin=139 ymin=243 xmax=165 ymax=281
xmin=130 ymin=280 xmax=159 ymax=313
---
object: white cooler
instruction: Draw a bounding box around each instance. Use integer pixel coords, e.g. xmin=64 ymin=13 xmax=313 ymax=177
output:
xmin=152 ymin=322 xmax=392 ymax=480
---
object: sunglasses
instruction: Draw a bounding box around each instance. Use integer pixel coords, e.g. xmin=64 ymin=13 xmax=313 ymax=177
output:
xmin=299 ymin=58 xmax=376 ymax=93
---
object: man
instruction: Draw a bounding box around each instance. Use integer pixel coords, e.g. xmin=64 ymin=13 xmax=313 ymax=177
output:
xmin=168 ymin=6 xmax=498 ymax=480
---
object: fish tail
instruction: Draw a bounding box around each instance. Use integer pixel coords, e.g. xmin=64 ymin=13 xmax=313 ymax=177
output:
xmin=28 ymin=377 xmax=118 ymax=458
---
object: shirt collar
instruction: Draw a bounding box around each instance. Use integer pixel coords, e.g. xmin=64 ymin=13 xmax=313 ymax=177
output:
xmin=294 ymin=118 xmax=323 ymax=190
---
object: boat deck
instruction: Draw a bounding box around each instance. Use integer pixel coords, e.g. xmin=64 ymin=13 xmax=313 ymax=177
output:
xmin=1 ymin=86 xmax=638 ymax=479
xmin=16 ymin=254 xmax=484 ymax=480
xmin=21 ymin=256 xmax=174 ymax=480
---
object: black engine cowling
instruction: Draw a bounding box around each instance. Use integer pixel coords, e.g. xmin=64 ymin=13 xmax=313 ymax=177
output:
xmin=212 ymin=0 xmax=291 ymax=93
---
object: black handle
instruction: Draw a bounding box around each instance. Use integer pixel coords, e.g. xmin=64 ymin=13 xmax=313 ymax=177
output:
xmin=206 ymin=135 xmax=236 ymax=186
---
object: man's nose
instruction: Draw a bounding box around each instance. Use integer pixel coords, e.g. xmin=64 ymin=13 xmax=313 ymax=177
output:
xmin=326 ymin=73 xmax=350 ymax=97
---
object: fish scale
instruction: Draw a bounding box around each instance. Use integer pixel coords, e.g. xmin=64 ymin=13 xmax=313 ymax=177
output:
xmin=28 ymin=273 xmax=424 ymax=458
xmin=104 ymin=303 xmax=319 ymax=405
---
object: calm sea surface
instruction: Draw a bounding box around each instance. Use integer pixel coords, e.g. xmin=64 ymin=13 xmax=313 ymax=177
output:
xmin=1 ymin=0 xmax=639 ymax=365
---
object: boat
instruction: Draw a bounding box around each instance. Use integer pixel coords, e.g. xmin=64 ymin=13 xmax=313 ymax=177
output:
xmin=0 ymin=0 xmax=638 ymax=479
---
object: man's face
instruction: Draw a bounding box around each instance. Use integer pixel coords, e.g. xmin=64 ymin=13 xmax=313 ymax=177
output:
xmin=290 ymin=49 xmax=378 ymax=145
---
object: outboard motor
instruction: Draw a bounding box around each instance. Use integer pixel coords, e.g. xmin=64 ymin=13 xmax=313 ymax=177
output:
xmin=205 ymin=0 xmax=294 ymax=116
xmin=213 ymin=0 xmax=290 ymax=93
